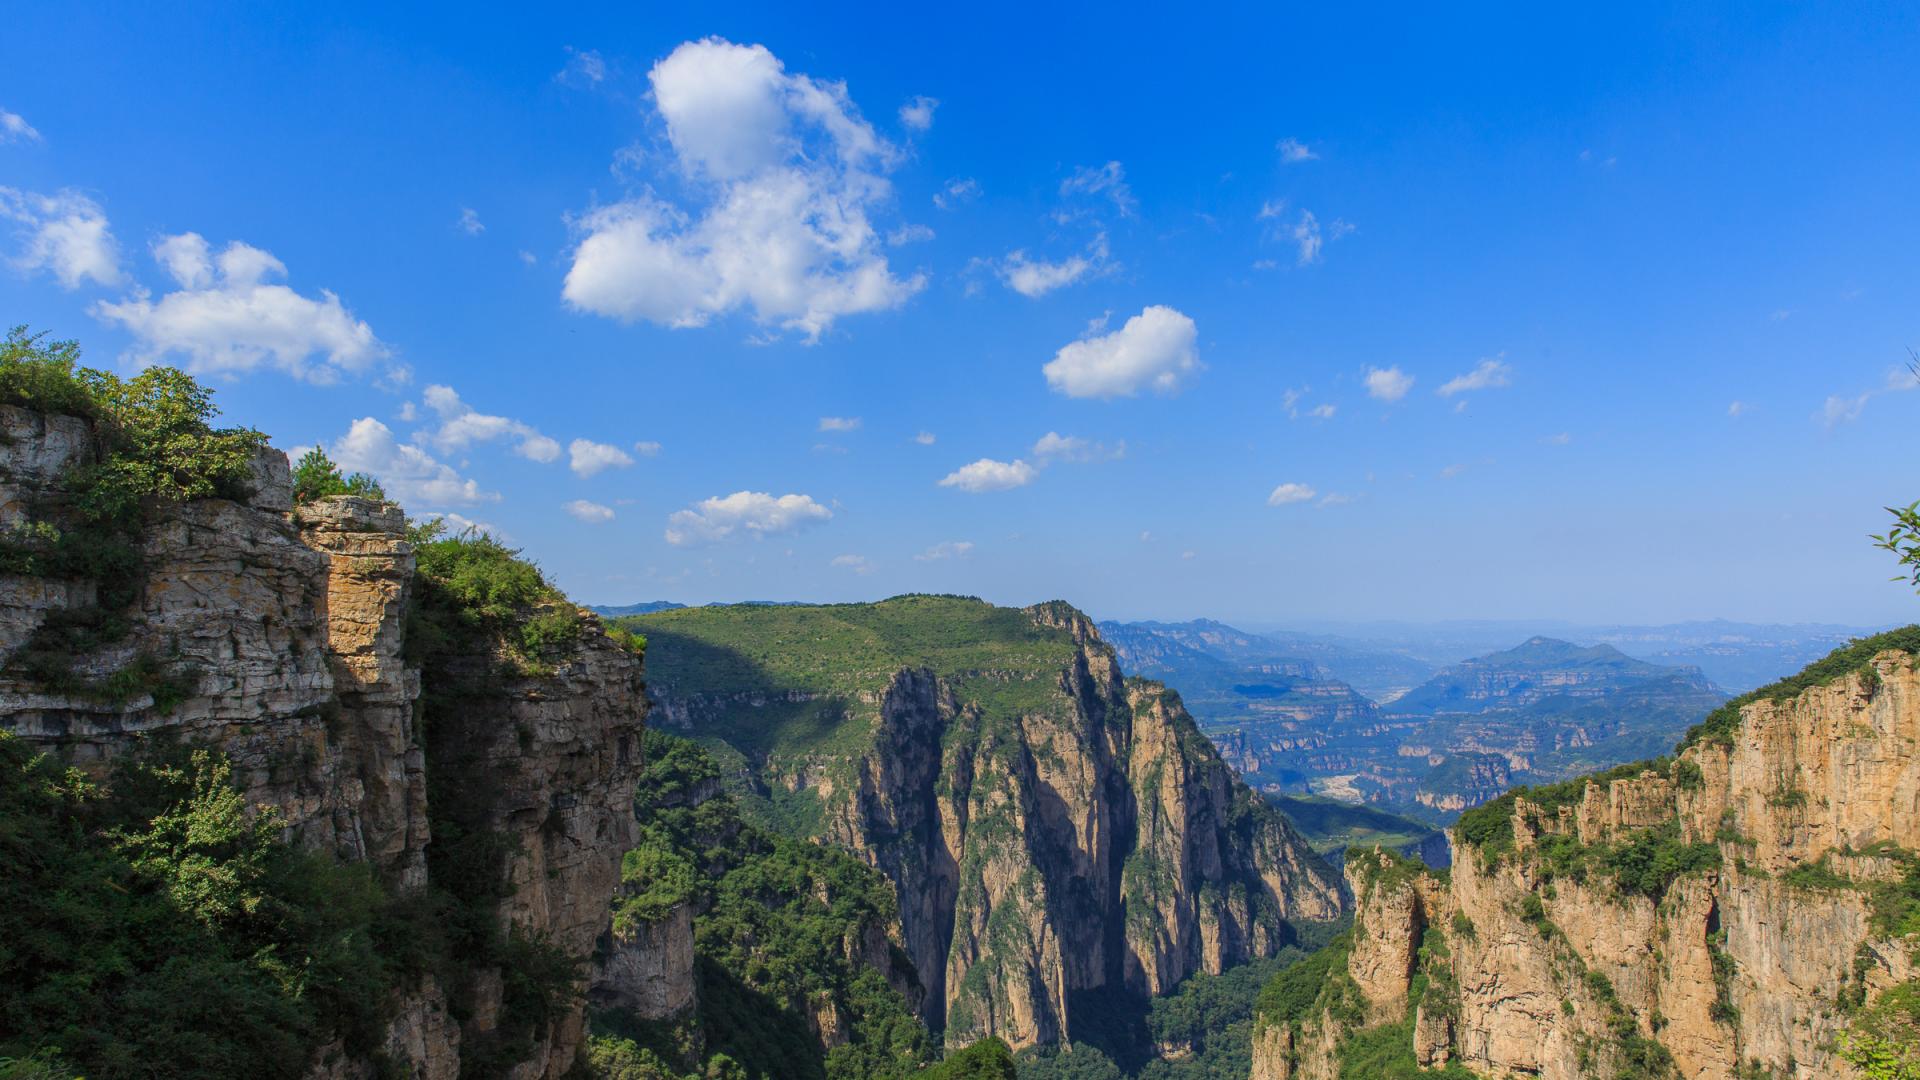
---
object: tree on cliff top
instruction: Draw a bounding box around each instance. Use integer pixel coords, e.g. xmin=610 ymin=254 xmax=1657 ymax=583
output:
xmin=291 ymin=445 xmax=385 ymax=504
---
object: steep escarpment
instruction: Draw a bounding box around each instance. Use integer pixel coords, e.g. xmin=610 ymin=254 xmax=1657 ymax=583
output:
xmin=0 ymin=363 xmax=646 ymax=1080
xmin=1255 ymin=628 xmax=1920 ymax=1080
xmin=631 ymin=597 xmax=1347 ymax=1051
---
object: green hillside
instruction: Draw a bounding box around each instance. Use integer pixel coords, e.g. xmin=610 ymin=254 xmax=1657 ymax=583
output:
xmin=621 ymin=595 xmax=1082 ymax=760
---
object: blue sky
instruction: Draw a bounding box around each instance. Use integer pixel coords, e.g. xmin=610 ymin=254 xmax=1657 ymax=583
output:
xmin=3 ymin=3 xmax=1918 ymax=625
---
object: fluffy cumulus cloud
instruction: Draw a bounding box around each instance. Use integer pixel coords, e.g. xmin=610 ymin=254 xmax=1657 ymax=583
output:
xmin=0 ymin=188 xmax=120 ymax=289
xmin=915 ymin=540 xmax=973 ymax=561
xmin=998 ymin=234 xmax=1110 ymax=298
xmin=1043 ymin=305 xmax=1200 ymax=399
xmin=938 ymin=458 xmax=1036 ymax=493
xmin=569 ymin=438 xmax=635 ymax=477
xmin=665 ymin=490 xmax=832 ymax=546
xmin=1 ymin=108 xmax=40 ymax=144
xmin=331 ymin=417 xmax=497 ymax=506
xmin=418 ymin=384 xmax=561 ymax=462
xmin=1437 ymin=357 xmax=1513 ymax=397
xmin=898 ymin=95 xmax=937 ymax=131
xmin=562 ymin=37 xmax=925 ymax=341
xmin=93 ymin=232 xmax=386 ymax=382
xmin=913 ymin=431 xmax=936 ymax=445
xmin=564 ymin=499 xmax=616 ymax=523
xmin=1267 ymin=482 xmax=1316 ymax=506
xmin=1364 ymin=365 xmax=1414 ymax=402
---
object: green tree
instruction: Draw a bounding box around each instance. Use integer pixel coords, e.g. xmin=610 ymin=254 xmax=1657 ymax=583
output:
xmin=1873 ymin=500 xmax=1920 ymax=595
xmin=292 ymin=446 xmax=385 ymax=504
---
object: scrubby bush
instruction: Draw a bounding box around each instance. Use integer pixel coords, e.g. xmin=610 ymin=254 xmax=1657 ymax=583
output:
xmin=291 ymin=446 xmax=384 ymax=504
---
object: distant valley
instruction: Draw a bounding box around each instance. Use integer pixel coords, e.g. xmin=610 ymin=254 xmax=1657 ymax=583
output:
xmin=1103 ymin=618 xmax=1741 ymax=818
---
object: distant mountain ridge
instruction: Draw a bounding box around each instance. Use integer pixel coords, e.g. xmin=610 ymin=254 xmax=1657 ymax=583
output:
xmin=1391 ymin=635 xmax=1720 ymax=715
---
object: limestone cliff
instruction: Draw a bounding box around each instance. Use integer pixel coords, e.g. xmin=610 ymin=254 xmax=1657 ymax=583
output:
xmin=0 ymin=404 xmax=646 ymax=1079
xmin=635 ymin=596 xmax=1347 ymax=1051
xmin=1255 ymin=632 xmax=1920 ymax=1080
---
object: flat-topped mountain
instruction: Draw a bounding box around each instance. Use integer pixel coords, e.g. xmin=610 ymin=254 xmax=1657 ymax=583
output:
xmin=1390 ymin=636 xmax=1718 ymax=714
xmin=623 ymin=596 xmax=1347 ymax=1050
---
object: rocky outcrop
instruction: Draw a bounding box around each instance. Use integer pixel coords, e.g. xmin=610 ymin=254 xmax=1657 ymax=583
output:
xmin=1263 ymin=641 xmax=1920 ymax=1080
xmin=648 ymin=598 xmax=1347 ymax=1051
xmin=0 ymin=404 xmax=647 ymax=1080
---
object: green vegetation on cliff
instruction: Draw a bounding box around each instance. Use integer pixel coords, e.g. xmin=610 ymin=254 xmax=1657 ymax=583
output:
xmin=619 ymin=595 xmax=1080 ymax=760
xmin=589 ymin=731 xmax=931 ymax=1080
xmin=0 ymin=327 xmax=269 ymax=706
xmin=1678 ymin=624 xmax=1920 ymax=750
xmin=0 ymin=734 xmax=428 ymax=1079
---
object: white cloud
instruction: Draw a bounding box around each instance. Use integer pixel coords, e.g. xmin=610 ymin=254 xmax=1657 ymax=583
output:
xmin=1043 ymin=304 xmax=1200 ymax=399
xmin=1440 ymin=462 xmax=1469 ymax=479
xmin=93 ymin=232 xmax=386 ymax=382
xmin=417 ymin=384 xmax=562 ymax=462
xmin=832 ymin=553 xmax=874 ymax=574
xmin=564 ymin=499 xmax=616 ymax=523
xmin=1267 ymin=482 xmax=1316 ymax=506
xmin=665 ymin=490 xmax=832 ymax=545
xmin=458 ymin=207 xmax=484 ymax=235
xmin=915 ymin=540 xmax=973 ymax=561
xmin=1727 ymin=401 xmax=1747 ymax=418
xmin=888 ymin=223 xmax=934 ymax=245
xmin=331 ymin=417 xmax=497 ymax=507
xmin=1032 ymin=431 xmax=1123 ymax=462
xmin=1318 ymin=492 xmax=1354 ymax=507
xmin=0 ymin=188 xmax=121 ymax=289
xmin=1542 ymin=432 xmax=1572 ymax=445
xmin=913 ymin=431 xmax=936 ymax=445
xmin=633 ymin=440 xmax=663 ymax=456
xmin=938 ymin=458 xmax=1037 ymax=493
xmin=1437 ymin=357 xmax=1513 ymax=397
xmin=570 ymin=438 xmax=635 ymax=477
xmin=1364 ymin=365 xmax=1414 ymax=402
xmin=1060 ymin=161 xmax=1136 ymax=217
xmin=1 ymin=109 xmax=41 ymax=144
xmin=1287 ymin=209 xmax=1352 ymax=265
xmin=562 ymin=37 xmax=925 ymax=342
xmin=1818 ymin=365 xmax=1920 ymax=427
xmin=560 ymin=47 xmax=607 ymax=84
xmin=818 ymin=416 xmax=861 ymax=432
xmin=899 ymin=95 xmax=938 ymax=131
xmin=998 ymin=233 xmax=1110 ymax=298
xmin=1277 ymin=137 xmax=1317 ymax=163
xmin=933 ymin=177 xmax=981 ymax=210
xmin=518 ymin=250 xmax=538 ymax=266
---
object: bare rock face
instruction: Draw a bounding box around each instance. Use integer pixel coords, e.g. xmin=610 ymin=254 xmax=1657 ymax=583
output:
xmin=789 ymin=603 xmax=1346 ymax=1051
xmin=0 ymin=417 xmax=646 ymax=1080
xmin=594 ymin=903 xmax=697 ymax=1020
xmin=1269 ymin=646 xmax=1920 ymax=1080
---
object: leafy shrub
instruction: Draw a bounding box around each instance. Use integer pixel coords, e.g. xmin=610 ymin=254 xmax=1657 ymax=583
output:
xmin=0 ymin=734 xmax=423 ymax=1078
xmin=1680 ymin=626 xmax=1920 ymax=750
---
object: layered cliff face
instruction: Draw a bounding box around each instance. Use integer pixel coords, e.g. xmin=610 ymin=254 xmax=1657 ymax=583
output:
xmin=1255 ymin=631 xmax=1920 ymax=1080
xmin=0 ymin=402 xmax=646 ymax=1079
xmin=632 ymin=596 xmax=1347 ymax=1051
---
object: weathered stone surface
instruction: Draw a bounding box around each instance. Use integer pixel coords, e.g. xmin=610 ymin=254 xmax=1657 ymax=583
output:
xmin=1272 ymin=650 xmax=1920 ymax=1080
xmin=0 ymin=407 xmax=648 ymax=1080
xmin=595 ymin=902 xmax=696 ymax=1020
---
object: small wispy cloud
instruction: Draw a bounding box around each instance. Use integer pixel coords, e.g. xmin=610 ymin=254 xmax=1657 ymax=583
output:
xmin=1365 ymin=366 xmax=1414 ymax=402
xmin=818 ymin=416 xmax=861 ymax=432
xmin=1060 ymin=161 xmax=1137 ymax=217
xmin=1436 ymin=356 xmax=1512 ymax=397
xmin=1818 ymin=361 xmax=1920 ymax=428
xmin=564 ymin=499 xmax=616 ymax=523
xmin=915 ymin=540 xmax=974 ymax=561
xmin=913 ymin=431 xmax=936 ymax=446
xmin=938 ymin=458 xmax=1037 ymax=493
xmin=1541 ymin=432 xmax=1572 ymax=446
xmin=0 ymin=108 xmax=40 ymax=144
xmin=933 ymin=177 xmax=981 ymax=210
xmin=458 ymin=207 xmax=484 ymax=235
xmin=1267 ymin=482 xmax=1316 ymax=506
xmin=899 ymin=95 xmax=938 ymax=132
xmin=832 ymin=554 xmax=875 ymax=575
xmin=1277 ymin=137 xmax=1317 ymax=163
